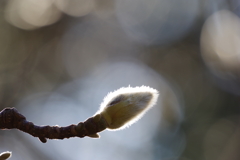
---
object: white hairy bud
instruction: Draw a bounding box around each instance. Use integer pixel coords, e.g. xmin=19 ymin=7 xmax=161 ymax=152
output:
xmin=0 ymin=151 xmax=12 ymax=160
xmin=97 ymin=86 xmax=159 ymax=130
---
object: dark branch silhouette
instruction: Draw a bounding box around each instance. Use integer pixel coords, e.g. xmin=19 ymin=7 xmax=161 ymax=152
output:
xmin=0 ymin=108 xmax=107 ymax=143
xmin=0 ymin=86 xmax=159 ymax=143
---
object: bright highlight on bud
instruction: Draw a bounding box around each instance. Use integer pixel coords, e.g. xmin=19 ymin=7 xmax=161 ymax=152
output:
xmin=0 ymin=151 xmax=12 ymax=160
xmin=97 ymin=86 xmax=159 ymax=130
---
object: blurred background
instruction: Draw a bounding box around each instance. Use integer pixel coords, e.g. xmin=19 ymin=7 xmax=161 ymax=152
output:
xmin=0 ymin=0 xmax=240 ymax=159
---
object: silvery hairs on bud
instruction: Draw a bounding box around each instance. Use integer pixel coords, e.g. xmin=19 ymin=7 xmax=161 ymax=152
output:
xmin=96 ymin=86 xmax=159 ymax=130
xmin=0 ymin=151 xmax=12 ymax=160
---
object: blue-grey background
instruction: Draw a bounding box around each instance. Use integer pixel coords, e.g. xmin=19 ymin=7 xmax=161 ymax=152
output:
xmin=0 ymin=0 xmax=240 ymax=160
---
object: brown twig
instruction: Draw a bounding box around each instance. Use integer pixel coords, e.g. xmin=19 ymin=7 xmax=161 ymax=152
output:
xmin=0 ymin=107 xmax=107 ymax=143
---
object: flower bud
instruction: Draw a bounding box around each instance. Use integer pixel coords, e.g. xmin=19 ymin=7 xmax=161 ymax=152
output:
xmin=97 ymin=86 xmax=159 ymax=130
xmin=0 ymin=151 xmax=12 ymax=160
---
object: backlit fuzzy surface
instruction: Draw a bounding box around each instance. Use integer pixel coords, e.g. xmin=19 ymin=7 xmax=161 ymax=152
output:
xmin=0 ymin=151 xmax=12 ymax=160
xmin=97 ymin=86 xmax=159 ymax=130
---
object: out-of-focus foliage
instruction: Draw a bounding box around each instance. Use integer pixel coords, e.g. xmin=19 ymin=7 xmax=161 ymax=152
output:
xmin=0 ymin=0 xmax=240 ymax=160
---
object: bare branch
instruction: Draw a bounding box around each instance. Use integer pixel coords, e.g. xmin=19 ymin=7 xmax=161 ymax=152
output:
xmin=0 ymin=86 xmax=159 ymax=143
xmin=0 ymin=108 xmax=107 ymax=143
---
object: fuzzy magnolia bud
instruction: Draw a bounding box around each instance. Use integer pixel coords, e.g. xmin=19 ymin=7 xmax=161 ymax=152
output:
xmin=0 ymin=151 xmax=12 ymax=160
xmin=96 ymin=86 xmax=159 ymax=130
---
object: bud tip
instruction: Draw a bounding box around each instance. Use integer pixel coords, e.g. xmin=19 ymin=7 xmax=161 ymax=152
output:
xmin=97 ymin=86 xmax=159 ymax=130
xmin=0 ymin=151 xmax=12 ymax=160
